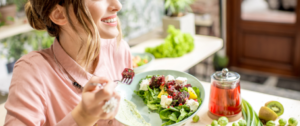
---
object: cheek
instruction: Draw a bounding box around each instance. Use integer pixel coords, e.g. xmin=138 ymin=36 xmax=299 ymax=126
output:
xmin=87 ymin=3 xmax=105 ymax=23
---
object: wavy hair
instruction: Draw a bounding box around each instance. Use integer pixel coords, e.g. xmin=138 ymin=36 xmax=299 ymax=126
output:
xmin=25 ymin=0 xmax=122 ymax=71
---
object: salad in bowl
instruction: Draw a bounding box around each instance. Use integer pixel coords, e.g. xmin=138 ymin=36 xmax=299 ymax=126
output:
xmin=115 ymin=70 xmax=205 ymax=126
xmin=135 ymin=74 xmax=202 ymax=126
xmin=131 ymin=53 xmax=155 ymax=73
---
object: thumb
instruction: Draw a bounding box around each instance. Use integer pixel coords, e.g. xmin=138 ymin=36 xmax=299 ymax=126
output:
xmin=83 ymin=76 xmax=109 ymax=92
xmin=83 ymin=83 xmax=98 ymax=92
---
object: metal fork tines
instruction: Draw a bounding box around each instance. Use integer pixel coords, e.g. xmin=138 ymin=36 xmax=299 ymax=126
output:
xmin=114 ymin=77 xmax=132 ymax=85
xmin=118 ymin=68 xmax=135 ymax=85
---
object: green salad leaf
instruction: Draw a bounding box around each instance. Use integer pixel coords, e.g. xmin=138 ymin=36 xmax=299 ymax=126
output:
xmin=147 ymin=103 xmax=160 ymax=110
xmin=162 ymin=120 xmax=176 ymax=126
xmin=192 ymin=87 xmax=202 ymax=105
xmin=160 ymin=107 xmax=179 ymax=120
xmin=177 ymin=108 xmax=188 ymax=122
xmin=169 ymin=113 xmax=178 ymax=122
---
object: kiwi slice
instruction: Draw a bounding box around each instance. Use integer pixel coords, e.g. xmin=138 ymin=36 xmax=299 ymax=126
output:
xmin=259 ymin=106 xmax=278 ymax=121
xmin=265 ymin=101 xmax=284 ymax=116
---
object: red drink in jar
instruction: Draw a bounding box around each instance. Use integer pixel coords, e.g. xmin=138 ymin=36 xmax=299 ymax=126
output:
xmin=209 ymin=68 xmax=242 ymax=117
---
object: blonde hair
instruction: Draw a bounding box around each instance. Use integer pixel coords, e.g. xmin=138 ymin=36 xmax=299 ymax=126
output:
xmin=25 ymin=0 xmax=122 ymax=71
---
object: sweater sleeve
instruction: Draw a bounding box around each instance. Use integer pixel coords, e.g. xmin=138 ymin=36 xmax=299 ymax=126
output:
xmin=4 ymin=60 xmax=78 ymax=126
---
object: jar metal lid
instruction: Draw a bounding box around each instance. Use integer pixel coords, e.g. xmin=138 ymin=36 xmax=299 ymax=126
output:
xmin=212 ymin=68 xmax=240 ymax=82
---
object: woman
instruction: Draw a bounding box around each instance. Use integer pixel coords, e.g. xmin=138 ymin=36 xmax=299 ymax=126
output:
xmin=4 ymin=0 xmax=131 ymax=125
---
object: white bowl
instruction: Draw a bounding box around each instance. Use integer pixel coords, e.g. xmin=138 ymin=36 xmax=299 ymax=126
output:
xmin=132 ymin=52 xmax=155 ymax=74
xmin=116 ymin=70 xmax=206 ymax=126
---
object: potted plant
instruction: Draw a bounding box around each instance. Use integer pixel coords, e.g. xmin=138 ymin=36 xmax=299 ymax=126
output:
xmin=213 ymin=52 xmax=229 ymax=71
xmin=0 ymin=0 xmax=17 ymax=25
xmin=0 ymin=33 xmax=28 ymax=73
xmin=29 ymin=31 xmax=54 ymax=51
xmin=163 ymin=0 xmax=195 ymax=37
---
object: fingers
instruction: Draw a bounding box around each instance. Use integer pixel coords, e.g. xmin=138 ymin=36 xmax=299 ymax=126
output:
xmin=95 ymin=80 xmax=118 ymax=101
xmin=99 ymin=91 xmax=121 ymax=119
xmin=83 ymin=76 xmax=110 ymax=92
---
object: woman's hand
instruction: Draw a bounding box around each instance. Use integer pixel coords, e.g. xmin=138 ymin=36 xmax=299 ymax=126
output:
xmin=71 ymin=76 xmax=121 ymax=126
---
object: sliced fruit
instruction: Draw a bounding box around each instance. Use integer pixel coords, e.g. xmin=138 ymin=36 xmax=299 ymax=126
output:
xmin=188 ymin=87 xmax=197 ymax=99
xmin=265 ymin=101 xmax=284 ymax=116
xmin=159 ymin=82 xmax=165 ymax=90
xmin=259 ymin=106 xmax=278 ymax=121
xmin=143 ymin=59 xmax=148 ymax=63
xmin=158 ymin=89 xmax=168 ymax=98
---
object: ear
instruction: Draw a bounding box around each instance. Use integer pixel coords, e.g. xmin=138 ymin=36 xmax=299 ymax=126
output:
xmin=49 ymin=5 xmax=67 ymax=26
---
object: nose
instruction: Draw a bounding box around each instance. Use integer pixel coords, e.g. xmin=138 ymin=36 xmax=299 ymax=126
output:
xmin=108 ymin=0 xmax=122 ymax=12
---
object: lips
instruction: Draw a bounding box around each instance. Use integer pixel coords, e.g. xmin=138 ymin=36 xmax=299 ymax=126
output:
xmin=101 ymin=15 xmax=118 ymax=26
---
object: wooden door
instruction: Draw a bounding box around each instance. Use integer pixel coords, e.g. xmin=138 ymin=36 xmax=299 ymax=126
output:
xmin=226 ymin=0 xmax=300 ymax=77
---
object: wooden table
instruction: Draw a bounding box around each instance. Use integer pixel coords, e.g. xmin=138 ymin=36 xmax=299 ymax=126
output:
xmin=185 ymin=81 xmax=300 ymax=126
xmin=130 ymin=35 xmax=223 ymax=72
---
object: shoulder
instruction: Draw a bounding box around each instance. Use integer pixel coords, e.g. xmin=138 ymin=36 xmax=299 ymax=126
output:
xmin=15 ymin=48 xmax=52 ymax=68
xmin=12 ymin=48 xmax=53 ymax=85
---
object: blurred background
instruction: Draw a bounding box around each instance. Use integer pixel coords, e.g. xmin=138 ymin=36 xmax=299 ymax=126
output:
xmin=0 ymin=0 xmax=299 ymax=101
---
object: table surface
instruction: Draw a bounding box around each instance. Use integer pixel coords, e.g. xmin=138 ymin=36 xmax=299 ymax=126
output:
xmin=130 ymin=35 xmax=223 ymax=72
xmin=186 ymin=81 xmax=300 ymax=126
xmin=1 ymin=81 xmax=299 ymax=125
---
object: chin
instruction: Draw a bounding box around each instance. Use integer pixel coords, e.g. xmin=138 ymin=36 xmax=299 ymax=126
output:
xmin=99 ymin=26 xmax=120 ymax=39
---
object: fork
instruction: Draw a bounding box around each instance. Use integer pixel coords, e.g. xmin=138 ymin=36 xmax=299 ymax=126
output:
xmin=114 ymin=68 xmax=135 ymax=85
xmin=92 ymin=68 xmax=135 ymax=88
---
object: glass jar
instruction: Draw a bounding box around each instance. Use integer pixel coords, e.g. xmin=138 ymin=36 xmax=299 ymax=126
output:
xmin=209 ymin=68 xmax=242 ymax=117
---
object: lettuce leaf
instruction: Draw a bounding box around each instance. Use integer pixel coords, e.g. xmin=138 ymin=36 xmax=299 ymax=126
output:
xmin=169 ymin=113 xmax=179 ymax=122
xmin=192 ymin=87 xmax=202 ymax=105
xmin=147 ymin=103 xmax=160 ymax=110
xmin=159 ymin=107 xmax=179 ymax=120
xmin=162 ymin=120 xmax=175 ymax=126
xmin=177 ymin=108 xmax=188 ymax=122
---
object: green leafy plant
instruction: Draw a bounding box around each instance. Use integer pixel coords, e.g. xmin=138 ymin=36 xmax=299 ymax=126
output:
xmin=0 ymin=0 xmax=14 ymax=7
xmin=0 ymin=13 xmax=5 ymax=27
xmin=0 ymin=31 xmax=54 ymax=63
xmin=13 ymin=0 xmax=26 ymax=11
xmin=213 ymin=53 xmax=229 ymax=71
xmin=0 ymin=33 xmax=29 ymax=62
xmin=0 ymin=13 xmax=14 ymax=27
xmin=145 ymin=25 xmax=194 ymax=58
xmin=29 ymin=31 xmax=54 ymax=51
xmin=164 ymin=0 xmax=194 ymax=17
xmin=0 ymin=0 xmax=26 ymax=11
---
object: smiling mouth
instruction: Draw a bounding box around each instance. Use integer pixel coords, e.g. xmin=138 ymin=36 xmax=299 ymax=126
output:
xmin=101 ymin=15 xmax=118 ymax=26
xmin=101 ymin=17 xmax=117 ymax=23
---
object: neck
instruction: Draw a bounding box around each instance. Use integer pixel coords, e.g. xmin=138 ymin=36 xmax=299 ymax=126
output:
xmin=58 ymin=31 xmax=96 ymax=73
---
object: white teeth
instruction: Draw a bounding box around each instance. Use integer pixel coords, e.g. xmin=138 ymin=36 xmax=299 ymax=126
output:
xmin=102 ymin=18 xmax=117 ymax=23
